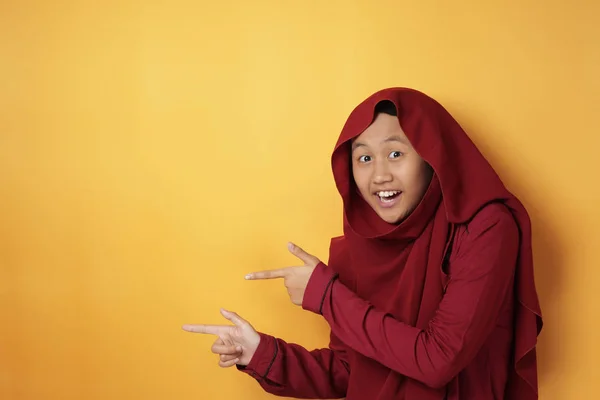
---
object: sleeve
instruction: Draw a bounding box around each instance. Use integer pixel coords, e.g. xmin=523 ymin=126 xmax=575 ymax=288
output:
xmin=302 ymin=207 xmax=519 ymax=389
xmin=237 ymin=330 xmax=350 ymax=399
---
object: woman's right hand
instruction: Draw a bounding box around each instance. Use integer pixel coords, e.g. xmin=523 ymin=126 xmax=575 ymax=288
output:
xmin=183 ymin=308 xmax=261 ymax=367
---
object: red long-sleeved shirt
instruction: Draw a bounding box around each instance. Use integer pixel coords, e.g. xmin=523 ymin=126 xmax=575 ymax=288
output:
xmin=239 ymin=203 xmax=518 ymax=399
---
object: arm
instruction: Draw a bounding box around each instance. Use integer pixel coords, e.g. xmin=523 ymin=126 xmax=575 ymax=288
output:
xmin=238 ymin=330 xmax=350 ymax=399
xmin=302 ymin=207 xmax=519 ymax=389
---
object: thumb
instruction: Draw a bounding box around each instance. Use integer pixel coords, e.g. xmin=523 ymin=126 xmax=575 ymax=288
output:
xmin=220 ymin=308 xmax=248 ymax=327
xmin=288 ymin=242 xmax=319 ymax=265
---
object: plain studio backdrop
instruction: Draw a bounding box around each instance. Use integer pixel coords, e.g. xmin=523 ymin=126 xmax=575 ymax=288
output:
xmin=1 ymin=1 xmax=599 ymax=399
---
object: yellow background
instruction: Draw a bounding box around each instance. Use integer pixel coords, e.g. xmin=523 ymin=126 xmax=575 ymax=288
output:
xmin=1 ymin=1 xmax=599 ymax=399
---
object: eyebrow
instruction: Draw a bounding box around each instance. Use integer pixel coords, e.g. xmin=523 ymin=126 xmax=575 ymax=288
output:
xmin=351 ymin=135 xmax=408 ymax=151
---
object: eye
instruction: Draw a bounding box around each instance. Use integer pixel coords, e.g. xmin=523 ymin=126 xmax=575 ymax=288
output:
xmin=358 ymin=155 xmax=372 ymax=163
xmin=389 ymin=151 xmax=403 ymax=159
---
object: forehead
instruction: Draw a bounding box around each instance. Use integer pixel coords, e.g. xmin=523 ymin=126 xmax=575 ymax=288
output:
xmin=351 ymin=113 xmax=410 ymax=146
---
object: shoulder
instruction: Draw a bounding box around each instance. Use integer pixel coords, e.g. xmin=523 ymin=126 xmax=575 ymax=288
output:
xmin=452 ymin=202 xmax=520 ymax=262
xmin=463 ymin=202 xmax=518 ymax=240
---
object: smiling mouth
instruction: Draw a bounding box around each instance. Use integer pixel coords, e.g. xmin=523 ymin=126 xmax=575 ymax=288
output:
xmin=375 ymin=190 xmax=402 ymax=204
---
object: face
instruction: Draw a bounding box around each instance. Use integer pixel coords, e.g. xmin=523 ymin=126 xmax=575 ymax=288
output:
xmin=351 ymin=113 xmax=433 ymax=224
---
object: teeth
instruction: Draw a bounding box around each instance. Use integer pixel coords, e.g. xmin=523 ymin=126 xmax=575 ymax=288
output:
xmin=377 ymin=191 xmax=399 ymax=198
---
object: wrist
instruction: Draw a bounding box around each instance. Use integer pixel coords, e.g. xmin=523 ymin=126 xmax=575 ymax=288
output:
xmin=302 ymin=262 xmax=338 ymax=314
xmin=238 ymin=332 xmax=277 ymax=379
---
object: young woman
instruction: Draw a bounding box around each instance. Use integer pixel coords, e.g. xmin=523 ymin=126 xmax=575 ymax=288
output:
xmin=183 ymin=88 xmax=543 ymax=399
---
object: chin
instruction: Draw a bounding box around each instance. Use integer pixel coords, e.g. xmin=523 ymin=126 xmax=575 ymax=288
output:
xmin=378 ymin=211 xmax=406 ymax=224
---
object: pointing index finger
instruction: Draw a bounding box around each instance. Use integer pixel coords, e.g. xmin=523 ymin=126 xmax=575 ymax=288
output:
xmin=182 ymin=324 xmax=230 ymax=335
xmin=245 ymin=268 xmax=289 ymax=280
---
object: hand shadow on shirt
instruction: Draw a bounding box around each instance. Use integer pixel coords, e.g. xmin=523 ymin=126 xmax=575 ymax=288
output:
xmin=452 ymin=108 xmax=560 ymax=389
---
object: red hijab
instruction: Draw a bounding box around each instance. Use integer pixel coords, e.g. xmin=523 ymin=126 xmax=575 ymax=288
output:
xmin=328 ymin=88 xmax=543 ymax=398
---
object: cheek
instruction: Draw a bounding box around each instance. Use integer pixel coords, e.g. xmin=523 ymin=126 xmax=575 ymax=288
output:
xmin=412 ymin=164 xmax=433 ymax=197
xmin=402 ymin=161 xmax=432 ymax=197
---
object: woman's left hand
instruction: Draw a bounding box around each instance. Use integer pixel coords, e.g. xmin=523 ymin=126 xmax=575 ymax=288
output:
xmin=245 ymin=242 xmax=321 ymax=306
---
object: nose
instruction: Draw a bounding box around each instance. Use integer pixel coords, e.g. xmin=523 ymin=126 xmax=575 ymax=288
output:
xmin=373 ymin=159 xmax=393 ymax=184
